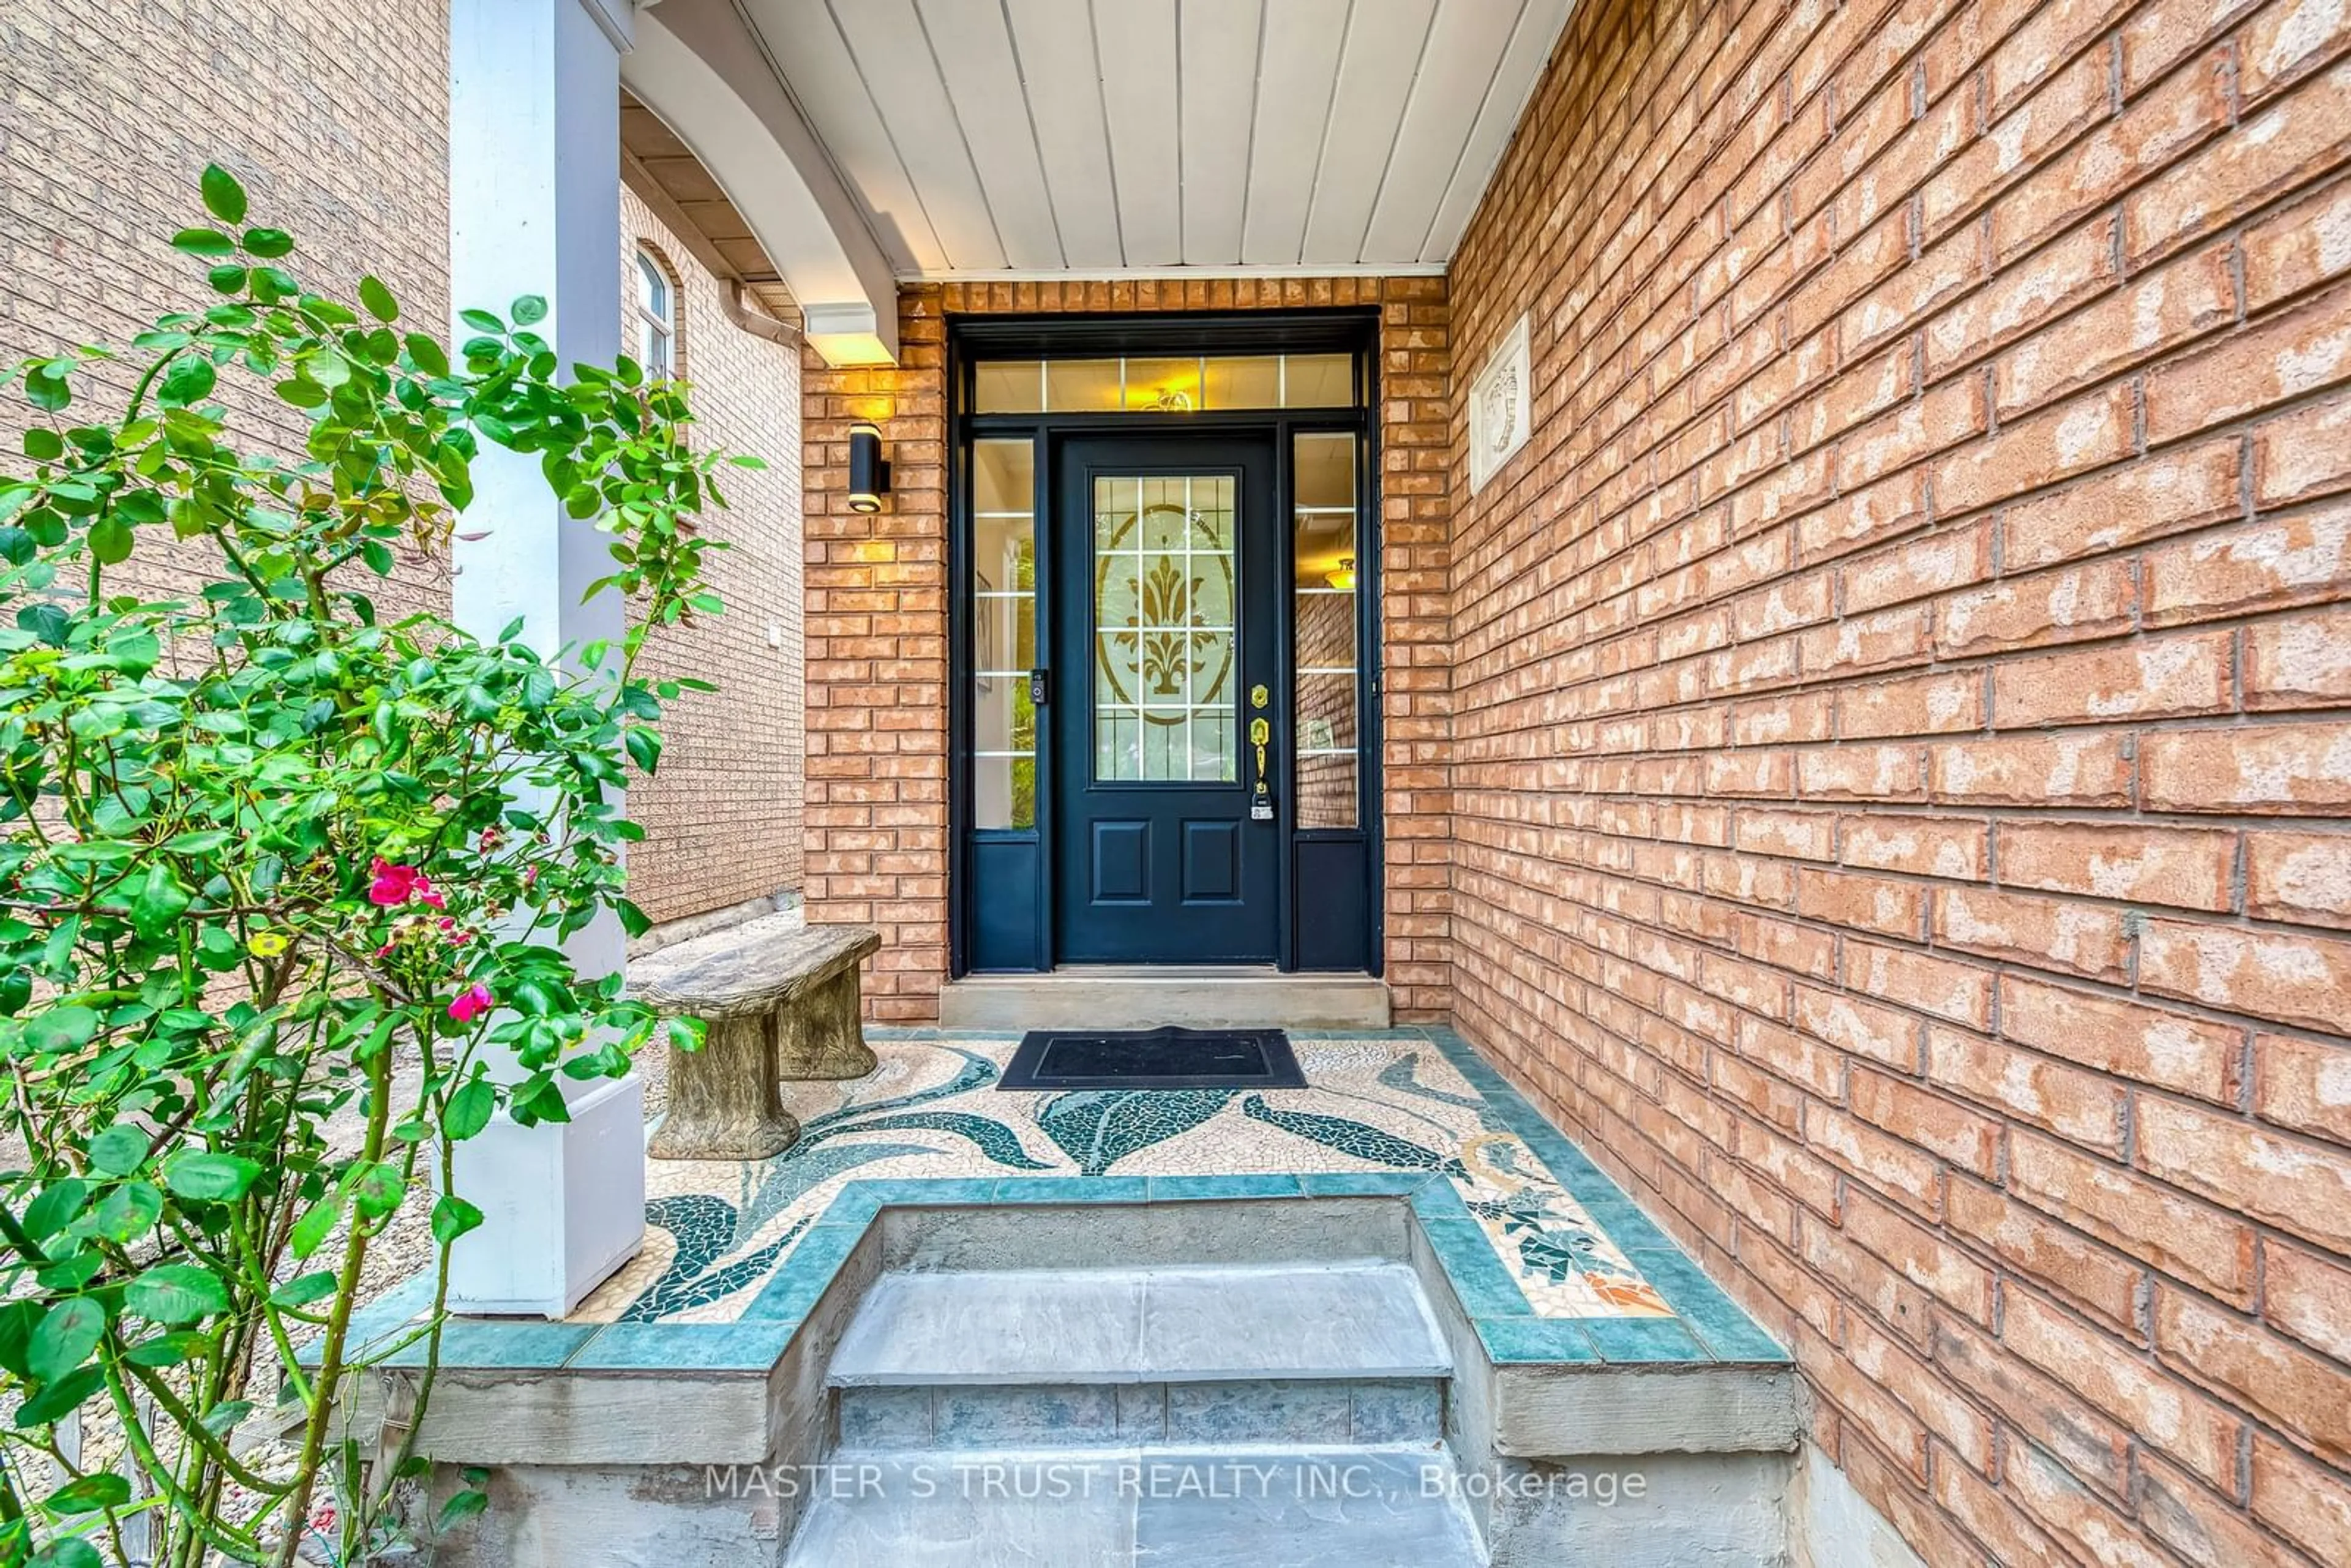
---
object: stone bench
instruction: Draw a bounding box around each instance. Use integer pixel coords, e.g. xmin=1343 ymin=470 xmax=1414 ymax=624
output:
xmin=630 ymin=919 xmax=882 ymax=1161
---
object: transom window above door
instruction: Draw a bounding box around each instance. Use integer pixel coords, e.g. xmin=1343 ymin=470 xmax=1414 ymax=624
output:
xmin=972 ymin=353 xmax=1355 ymax=413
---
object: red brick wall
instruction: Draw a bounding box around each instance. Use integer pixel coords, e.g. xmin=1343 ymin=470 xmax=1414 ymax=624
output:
xmin=1446 ymin=0 xmax=2351 ymax=1562
xmin=799 ymin=277 xmax=1454 ymax=1021
xmin=0 ymin=0 xmax=452 ymax=626
xmin=619 ymin=192 xmax=806 ymax=921
xmin=0 ymin=2 xmax=807 ymax=932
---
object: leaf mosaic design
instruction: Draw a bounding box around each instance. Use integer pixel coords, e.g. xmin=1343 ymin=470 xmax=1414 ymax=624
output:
xmin=1515 ymin=1228 xmax=1611 ymax=1286
xmin=1375 ymin=1052 xmax=1486 ymax=1112
xmin=801 ymin=1111 xmax=1052 ymax=1172
xmin=625 ymin=1196 xmax=811 ymax=1322
xmin=798 ymin=1048 xmax=1000 ymax=1136
xmin=726 ymin=1048 xmax=1026 ymax=1242
xmin=731 ymin=1139 xmax=937 ymax=1247
xmin=1037 ymin=1089 xmax=1232 ymax=1175
xmin=1241 ymin=1095 xmax=1467 ymax=1176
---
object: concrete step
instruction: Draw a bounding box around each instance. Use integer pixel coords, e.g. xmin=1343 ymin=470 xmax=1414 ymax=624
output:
xmin=784 ymin=1446 xmax=1487 ymax=1567
xmin=830 ymin=1262 xmax=1452 ymax=1448
xmin=937 ymin=967 xmax=1390 ymax=1029
xmin=831 ymin=1262 xmax=1450 ymax=1384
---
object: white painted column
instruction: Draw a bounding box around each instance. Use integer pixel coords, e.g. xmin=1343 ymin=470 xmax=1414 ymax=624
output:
xmin=444 ymin=0 xmax=646 ymax=1318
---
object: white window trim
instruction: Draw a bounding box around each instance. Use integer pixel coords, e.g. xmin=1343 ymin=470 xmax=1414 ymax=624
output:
xmin=634 ymin=247 xmax=676 ymax=378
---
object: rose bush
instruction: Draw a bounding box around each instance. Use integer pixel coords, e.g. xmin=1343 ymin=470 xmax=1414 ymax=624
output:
xmin=0 ymin=165 xmax=743 ymax=1566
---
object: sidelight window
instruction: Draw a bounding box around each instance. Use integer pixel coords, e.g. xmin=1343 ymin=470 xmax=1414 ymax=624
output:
xmin=1292 ymin=432 xmax=1359 ymax=829
xmin=972 ymin=440 xmax=1037 ymax=828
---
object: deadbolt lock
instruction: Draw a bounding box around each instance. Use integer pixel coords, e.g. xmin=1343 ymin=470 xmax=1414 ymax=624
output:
xmin=1250 ymin=683 xmax=1270 ymax=710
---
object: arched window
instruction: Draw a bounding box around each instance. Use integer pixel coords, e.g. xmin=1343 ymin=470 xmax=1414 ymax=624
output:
xmin=634 ymin=247 xmax=675 ymax=377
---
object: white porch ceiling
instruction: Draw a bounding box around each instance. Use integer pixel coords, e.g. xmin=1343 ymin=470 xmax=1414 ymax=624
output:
xmin=732 ymin=0 xmax=1573 ymax=279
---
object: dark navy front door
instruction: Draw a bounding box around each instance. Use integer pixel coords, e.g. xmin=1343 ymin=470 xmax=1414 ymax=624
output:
xmin=1051 ymin=433 xmax=1281 ymax=962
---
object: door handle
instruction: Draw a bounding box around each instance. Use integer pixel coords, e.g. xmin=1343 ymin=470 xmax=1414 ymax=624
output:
xmin=1249 ymin=715 xmax=1275 ymax=822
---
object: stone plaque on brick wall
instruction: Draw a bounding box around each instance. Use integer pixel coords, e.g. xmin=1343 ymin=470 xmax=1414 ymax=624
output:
xmin=1468 ymin=312 xmax=1531 ymax=495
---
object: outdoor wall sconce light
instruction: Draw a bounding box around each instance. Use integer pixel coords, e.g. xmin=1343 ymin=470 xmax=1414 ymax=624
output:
xmin=848 ymin=421 xmax=891 ymax=513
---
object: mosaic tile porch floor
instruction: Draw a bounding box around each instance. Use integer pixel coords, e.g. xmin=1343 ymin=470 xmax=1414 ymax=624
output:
xmin=348 ymin=1028 xmax=1785 ymax=1374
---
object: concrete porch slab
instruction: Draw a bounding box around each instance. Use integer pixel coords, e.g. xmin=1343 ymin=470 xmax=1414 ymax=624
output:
xmin=939 ymin=967 xmax=1392 ymax=1029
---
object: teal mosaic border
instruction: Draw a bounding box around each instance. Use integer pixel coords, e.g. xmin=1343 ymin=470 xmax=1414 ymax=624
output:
xmin=325 ymin=1027 xmax=1788 ymax=1376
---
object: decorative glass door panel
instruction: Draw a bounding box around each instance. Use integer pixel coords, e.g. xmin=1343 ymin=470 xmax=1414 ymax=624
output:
xmin=1092 ymin=475 xmax=1238 ymax=784
xmin=1051 ymin=437 xmax=1279 ymax=964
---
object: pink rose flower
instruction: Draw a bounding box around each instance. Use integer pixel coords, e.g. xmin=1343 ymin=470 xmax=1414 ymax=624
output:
xmin=368 ymin=857 xmax=419 ymax=906
xmin=370 ymin=856 xmax=446 ymax=910
xmin=447 ymin=983 xmax=494 ymax=1024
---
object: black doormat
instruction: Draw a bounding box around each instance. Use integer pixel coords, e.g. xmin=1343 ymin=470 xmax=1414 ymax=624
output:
xmin=997 ymin=1027 xmax=1305 ymax=1090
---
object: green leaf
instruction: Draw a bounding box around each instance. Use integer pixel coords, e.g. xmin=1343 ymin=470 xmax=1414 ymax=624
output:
xmin=125 ymin=1263 xmax=229 ymax=1325
xmin=82 ymin=1182 xmax=162 ymax=1244
xmin=25 ymin=1005 xmax=99 ymax=1054
xmin=124 ymin=1330 xmax=207 ymax=1368
xmin=200 ymin=1398 xmax=252 ymax=1438
xmin=31 ymin=1536 xmax=105 ymax=1567
xmin=241 ymin=227 xmax=294 ymax=258
xmin=163 ymin=1150 xmax=262 ymax=1202
xmin=437 ymin=1487 xmax=490 ymax=1532
xmin=507 ymin=1077 xmax=572 ymax=1126
xmin=360 ymin=275 xmax=400 ymax=321
xmin=21 ymin=427 xmax=62 ymax=461
xmin=511 ymin=294 xmax=549 ymax=325
xmin=87 ymin=515 xmax=132 ymax=565
xmin=171 ymin=227 xmax=236 ymax=258
xmin=508 ymin=976 xmax=564 ymax=1017
xmin=84 ymin=1125 xmax=149 ymax=1177
xmin=17 ymin=1365 xmax=105 ymax=1427
xmin=444 ymin=1078 xmax=495 ymax=1141
xmin=405 ymin=334 xmax=449 ymax=376
xmin=457 ymin=309 xmax=504 ymax=335
xmin=0 ymin=1299 xmax=40 ymax=1378
xmin=290 ymin=1191 xmax=345 ymax=1258
xmin=45 ymin=1472 xmax=131 ymax=1515
xmin=275 ymin=378 xmax=328 ymax=408
xmin=24 ymin=365 xmax=70 ymax=413
xmin=128 ymin=861 xmax=192 ymax=938
xmin=21 ymin=1180 xmax=89 ymax=1241
xmin=351 ymin=1160 xmax=405 ymax=1220
xmin=157 ymin=355 xmax=217 ymax=408
xmin=268 ymin=1270 xmax=338 ymax=1309
xmin=208 ymin=263 xmax=249 ymax=293
xmin=26 ymin=1298 xmax=104 ymax=1383
xmin=431 ymin=1193 xmax=484 ymax=1246
xmin=200 ymin=163 xmax=247 ymax=224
